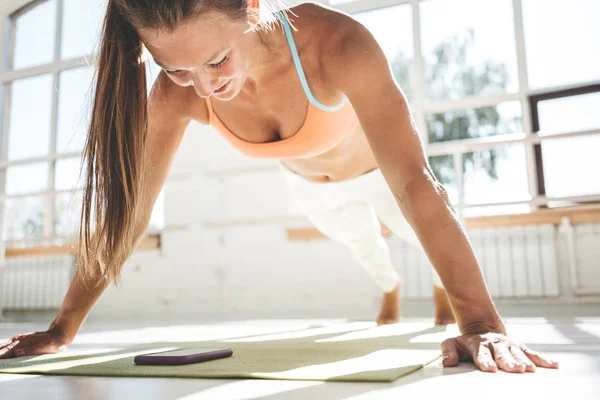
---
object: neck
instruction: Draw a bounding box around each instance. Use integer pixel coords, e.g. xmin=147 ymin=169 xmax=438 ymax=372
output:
xmin=240 ymin=21 xmax=287 ymax=95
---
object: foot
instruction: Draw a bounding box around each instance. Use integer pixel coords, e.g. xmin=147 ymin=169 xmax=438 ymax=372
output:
xmin=433 ymin=286 xmax=456 ymax=325
xmin=376 ymin=281 xmax=402 ymax=325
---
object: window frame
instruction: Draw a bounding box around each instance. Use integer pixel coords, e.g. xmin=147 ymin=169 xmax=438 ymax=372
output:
xmin=0 ymin=0 xmax=97 ymax=248
xmin=0 ymin=0 xmax=166 ymax=254
xmin=528 ymin=83 xmax=600 ymax=204
xmin=328 ymin=0 xmax=600 ymax=219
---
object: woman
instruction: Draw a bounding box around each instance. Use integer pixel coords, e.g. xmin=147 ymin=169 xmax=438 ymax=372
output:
xmin=0 ymin=0 xmax=559 ymax=373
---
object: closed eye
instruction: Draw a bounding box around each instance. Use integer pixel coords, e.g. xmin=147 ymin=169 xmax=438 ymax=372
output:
xmin=163 ymin=53 xmax=229 ymax=75
xmin=211 ymin=55 xmax=229 ymax=69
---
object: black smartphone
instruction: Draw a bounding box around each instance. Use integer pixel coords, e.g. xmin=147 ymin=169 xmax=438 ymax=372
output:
xmin=134 ymin=348 xmax=233 ymax=366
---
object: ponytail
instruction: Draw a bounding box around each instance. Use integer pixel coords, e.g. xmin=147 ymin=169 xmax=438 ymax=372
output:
xmin=79 ymin=0 xmax=148 ymax=287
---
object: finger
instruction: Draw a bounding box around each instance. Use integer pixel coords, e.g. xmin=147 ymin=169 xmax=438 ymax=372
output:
xmin=0 ymin=340 xmax=20 ymax=359
xmin=491 ymin=342 xmax=526 ymax=373
xmin=0 ymin=344 xmax=13 ymax=358
xmin=473 ymin=343 xmax=497 ymax=372
xmin=510 ymin=346 xmax=536 ymax=372
xmin=13 ymin=342 xmax=58 ymax=358
xmin=440 ymin=338 xmax=469 ymax=367
xmin=11 ymin=332 xmax=34 ymax=341
xmin=0 ymin=339 xmax=14 ymax=351
xmin=1 ymin=335 xmax=35 ymax=357
xmin=520 ymin=345 xmax=559 ymax=369
xmin=440 ymin=338 xmax=459 ymax=367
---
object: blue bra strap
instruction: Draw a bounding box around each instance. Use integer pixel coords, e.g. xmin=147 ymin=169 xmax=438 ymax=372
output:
xmin=276 ymin=11 xmax=348 ymax=112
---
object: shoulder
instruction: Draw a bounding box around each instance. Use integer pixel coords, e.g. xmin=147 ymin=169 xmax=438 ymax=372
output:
xmin=288 ymin=3 xmax=387 ymax=95
xmin=148 ymin=70 xmax=209 ymax=124
xmin=287 ymin=2 xmax=366 ymax=55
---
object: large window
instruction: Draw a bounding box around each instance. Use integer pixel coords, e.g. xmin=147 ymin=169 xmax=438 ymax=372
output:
xmin=2 ymin=0 xmax=597 ymax=241
xmin=0 ymin=0 xmax=163 ymax=248
xmin=420 ymin=0 xmax=518 ymax=100
xmin=331 ymin=0 xmax=600 ymax=216
xmin=530 ymin=85 xmax=600 ymax=202
xmin=522 ymin=0 xmax=600 ymax=89
xmin=353 ymin=5 xmax=414 ymax=100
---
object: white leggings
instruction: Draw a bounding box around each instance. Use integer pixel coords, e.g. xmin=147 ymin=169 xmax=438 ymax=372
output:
xmin=281 ymin=165 xmax=444 ymax=293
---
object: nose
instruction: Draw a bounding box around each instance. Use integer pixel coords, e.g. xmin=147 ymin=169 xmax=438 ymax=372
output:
xmin=192 ymin=74 xmax=222 ymax=98
xmin=193 ymin=83 xmax=214 ymax=98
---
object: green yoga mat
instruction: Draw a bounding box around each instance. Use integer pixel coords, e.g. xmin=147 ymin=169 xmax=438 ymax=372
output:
xmin=0 ymin=322 xmax=452 ymax=382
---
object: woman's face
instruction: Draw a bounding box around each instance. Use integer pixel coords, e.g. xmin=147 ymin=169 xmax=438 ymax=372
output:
xmin=139 ymin=11 xmax=254 ymax=101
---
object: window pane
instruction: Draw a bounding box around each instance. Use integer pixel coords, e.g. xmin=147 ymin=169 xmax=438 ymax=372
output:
xmin=148 ymin=188 xmax=165 ymax=231
xmin=542 ymin=135 xmax=600 ymax=198
xmin=8 ymin=74 xmax=53 ymax=160
xmin=427 ymin=101 xmax=522 ymax=143
xmin=6 ymin=162 xmax=49 ymax=195
xmin=523 ymin=0 xmax=600 ymax=89
xmin=463 ymin=144 xmax=530 ymax=204
xmin=3 ymin=196 xmax=46 ymax=240
xmin=55 ymin=190 xmax=82 ymax=237
xmin=55 ymin=157 xmax=84 ymax=191
xmin=537 ymin=92 xmax=600 ymax=136
xmin=57 ymin=66 xmax=94 ymax=153
xmin=428 ymin=155 xmax=459 ymax=204
xmin=354 ymin=5 xmax=414 ymax=99
xmin=146 ymin=57 xmax=161 ymax=95
xmin=13 ymin=0 xmax=57 ymax=69
xmin=60 ymin=0 xmax=107 ymax=59
xmin=421 ymin=0 xmax=518 ymax=99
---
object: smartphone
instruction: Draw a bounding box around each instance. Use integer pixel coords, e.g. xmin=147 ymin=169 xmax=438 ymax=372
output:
xmin=134 ymin=348 xmax=233 ymax=366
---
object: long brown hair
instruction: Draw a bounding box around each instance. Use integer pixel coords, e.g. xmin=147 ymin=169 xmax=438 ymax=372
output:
xmin=79 ymin=0 xmax=287 ymax=287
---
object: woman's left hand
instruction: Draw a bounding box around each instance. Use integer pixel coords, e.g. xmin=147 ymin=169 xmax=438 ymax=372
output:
xmin=441 ymin=331 xmax=560 ymax=373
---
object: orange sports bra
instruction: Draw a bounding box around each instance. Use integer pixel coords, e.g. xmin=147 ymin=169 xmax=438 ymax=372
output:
xmin=205 ymin=11 xmax=360 ymax=159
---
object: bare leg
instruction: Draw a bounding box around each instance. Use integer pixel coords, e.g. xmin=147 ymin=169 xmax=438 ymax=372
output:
xmin=433 ymin=286 xmax=456 ymax=325
xmin=376 ymin=280 xmax=403 ymax=325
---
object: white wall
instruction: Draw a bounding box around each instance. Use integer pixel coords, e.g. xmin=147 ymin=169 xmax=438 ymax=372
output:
xmin=92 ymin=121 xmax=389 ymax=320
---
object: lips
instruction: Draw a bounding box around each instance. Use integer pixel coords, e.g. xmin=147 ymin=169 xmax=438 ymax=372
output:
xmin=213 ymin=80 xmax=230 ymax=94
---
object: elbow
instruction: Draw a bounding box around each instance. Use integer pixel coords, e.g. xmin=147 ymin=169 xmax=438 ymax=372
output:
xmin=398 ymin=173 xmax=455 ymax=222
xmin=433 ymin=180 xmax=454 ymax=211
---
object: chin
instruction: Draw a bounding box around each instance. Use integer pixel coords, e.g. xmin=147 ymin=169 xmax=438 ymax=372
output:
xmin=213 ymin=91 xmax=237 ymax=101
xmin=212 ymin=80 xmax=241 ymax=101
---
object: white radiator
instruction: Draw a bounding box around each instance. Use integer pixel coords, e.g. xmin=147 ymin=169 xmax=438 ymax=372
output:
xmin=390 ymin=224 xmax=560 ymax=300
xmin=0 ymin=255 xmax=75 ymax=310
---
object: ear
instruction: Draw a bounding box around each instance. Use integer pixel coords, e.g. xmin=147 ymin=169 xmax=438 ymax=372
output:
xmin=247 ymin=0 xmax=260 ymax=26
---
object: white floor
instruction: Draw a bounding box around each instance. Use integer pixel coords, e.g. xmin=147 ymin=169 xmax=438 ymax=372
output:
xmin=1 ymin=303 xmax=599 ymax=400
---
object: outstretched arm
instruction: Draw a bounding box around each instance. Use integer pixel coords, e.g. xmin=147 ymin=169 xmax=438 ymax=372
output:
xmin=325 ymin=18 xmax=502 ymax=337
xmin=322 ymin=15 xmax=558 ymax=373
xmin=0 ymin=72 xmax=198 ymax=358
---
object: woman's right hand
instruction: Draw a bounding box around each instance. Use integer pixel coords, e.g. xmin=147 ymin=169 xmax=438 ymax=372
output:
xmin=0 ymin=326 xmax=71 ymax=359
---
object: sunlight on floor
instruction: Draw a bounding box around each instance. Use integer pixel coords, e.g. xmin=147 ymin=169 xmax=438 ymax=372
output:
xmin=0 ymin=373 xmax=39 ymax=383
xmin=224 ymin=321 xmax=376 ymax=343
xmin=316 ymin=322 xmax=443 ymax=343
xmin=18 ymin=348 xmax=123 ymax=363
xmin=1 ymin=347 xmax=176 ymax=374
xmin=574 ymin=322 xmax=600 ymax=340
xmin=175 ymin=380 xmax=323 ymax=400
xmin=73 ymin=322 xmax=329 ymax=345
xmin=250 ymin=349 xmax=440 ymax=380
xmin=502 ymin=319 xmax=575 ymax=345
